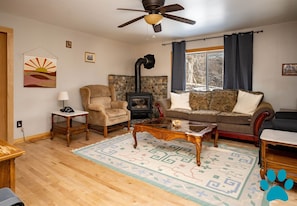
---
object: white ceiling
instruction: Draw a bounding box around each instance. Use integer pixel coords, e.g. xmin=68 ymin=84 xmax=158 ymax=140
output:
xmin=1 ymin=0 xmax=297 ymax=44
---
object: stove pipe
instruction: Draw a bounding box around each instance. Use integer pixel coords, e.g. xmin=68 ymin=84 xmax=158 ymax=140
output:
xmin=135 ymin=54 xmax=155 ymax=93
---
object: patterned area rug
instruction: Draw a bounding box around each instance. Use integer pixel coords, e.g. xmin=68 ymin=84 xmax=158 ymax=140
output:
xmin=73 ymin=132 xmax=268 ymax=206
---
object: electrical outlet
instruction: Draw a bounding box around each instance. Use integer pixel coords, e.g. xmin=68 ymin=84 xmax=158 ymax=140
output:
xmin=17 ymin=120 xmax=22 ymax=128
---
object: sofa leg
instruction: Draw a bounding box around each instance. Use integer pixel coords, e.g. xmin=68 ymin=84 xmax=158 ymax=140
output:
xmin=103 ymin=126 xmax=108 ymax=137
xmin=254 ymin=139 xmax=259 ymax=147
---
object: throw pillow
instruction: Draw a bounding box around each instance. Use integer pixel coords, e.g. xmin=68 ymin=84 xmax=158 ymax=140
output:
xmin=170 ymin=92 xmax=191 ymax=110
xmin=189 ymin=91 xmax=212 ymax=110
xmin=209 ymin=90 xmax=238 ymax=112
xmin=232 ymin=90 xmax=263 ymax=115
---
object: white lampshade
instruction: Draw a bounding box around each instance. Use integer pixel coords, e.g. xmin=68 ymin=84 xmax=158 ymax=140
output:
xmin=58 ymin=91 xmax=69 ymax=101
xmin=144 ymin=14 xmax=163 ymax=25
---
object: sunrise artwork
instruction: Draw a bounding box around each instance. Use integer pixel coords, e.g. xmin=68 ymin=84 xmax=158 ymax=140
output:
xmin=24 ymin=55 xmax=57 ymax=88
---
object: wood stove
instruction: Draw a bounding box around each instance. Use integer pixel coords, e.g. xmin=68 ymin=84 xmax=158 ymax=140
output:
xmin=127 ymin=54 xmax=155 ymax=119
xmin=127 ymin=92 xmax=152 ymax=119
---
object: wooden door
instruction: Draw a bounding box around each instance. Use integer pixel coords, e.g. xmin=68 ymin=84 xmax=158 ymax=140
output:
xmin=0 ymin=27 xmax=13 ymax=143
xmin=0 ymin=32 xmax=7 ymax=141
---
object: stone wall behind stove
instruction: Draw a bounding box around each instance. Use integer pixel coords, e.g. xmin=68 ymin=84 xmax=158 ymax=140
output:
xmin=108 ymin=74 xmax=168 ymax=104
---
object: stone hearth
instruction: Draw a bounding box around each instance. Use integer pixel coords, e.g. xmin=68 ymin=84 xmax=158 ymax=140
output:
xmin=108 ymin=74 xmax=168 ymax=116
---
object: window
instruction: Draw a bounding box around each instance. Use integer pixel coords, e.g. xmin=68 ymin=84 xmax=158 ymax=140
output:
xmin=186 ymin=46 xmax=224 ymax=91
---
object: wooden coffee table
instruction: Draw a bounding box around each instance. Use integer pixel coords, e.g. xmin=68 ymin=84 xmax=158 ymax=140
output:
xmin=133 ymin=118 xmax=218 ymax=166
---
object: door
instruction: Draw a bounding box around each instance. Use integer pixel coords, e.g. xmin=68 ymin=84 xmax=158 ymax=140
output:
xmin=0 ymin=32 xmax=7 ymax=141
xmin=0 ymin=26 xmax=14 ymax=143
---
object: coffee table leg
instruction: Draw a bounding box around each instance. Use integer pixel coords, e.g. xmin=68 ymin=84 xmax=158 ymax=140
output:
xmin=214 ymin=129 xmax=219 ymax=147
xmin=195 ymin=138 xmax=202 ymax=166
xmin=133 ymin=130 xmax=138 ymax=149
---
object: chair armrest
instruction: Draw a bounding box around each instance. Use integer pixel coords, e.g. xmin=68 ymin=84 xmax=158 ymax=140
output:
xmin=272 ymin=119 xmax=297 ymax=132
xmin=275 ymin=111 xmax=297 ymax=120
xmin=111 ymin=101 xmax=128 ymax=109
xmin=88 ymin=104 xmax=106 ymax=114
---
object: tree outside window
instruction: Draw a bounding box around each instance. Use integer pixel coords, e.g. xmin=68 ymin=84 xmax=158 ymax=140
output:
xmin=186 ymin=47 xmax=224 ymax=91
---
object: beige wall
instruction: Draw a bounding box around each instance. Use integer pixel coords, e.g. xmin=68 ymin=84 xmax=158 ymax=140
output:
xmin=0 ymin=12 xmax=136 ymax=139
xmin=0 ymin=11 xmax=296 ymax=139
xmin=136 ymin=21 xmax=297 ymax=112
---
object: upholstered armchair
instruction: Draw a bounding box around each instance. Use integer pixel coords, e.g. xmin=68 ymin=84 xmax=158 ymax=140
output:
xmin=80 ymin=85 xmax=130 ymax=137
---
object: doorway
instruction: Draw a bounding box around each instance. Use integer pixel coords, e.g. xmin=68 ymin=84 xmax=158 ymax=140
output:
xmin=0 ymin=26 xmax=14 ymax=143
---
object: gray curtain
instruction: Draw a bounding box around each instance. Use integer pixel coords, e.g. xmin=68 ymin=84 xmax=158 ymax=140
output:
xmin=171 ymin=41 xmax=186 ymax=91
xmin=224 ymin=32 xmax=254 ymax=90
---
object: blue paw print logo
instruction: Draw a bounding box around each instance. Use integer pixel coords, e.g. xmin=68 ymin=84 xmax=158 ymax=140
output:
xmin=260 ymin=169 xmax=294 ymax=201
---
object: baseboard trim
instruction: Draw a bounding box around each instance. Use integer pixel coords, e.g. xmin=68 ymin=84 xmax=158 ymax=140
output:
xmin=14 ymin=132 xmax=51 ymax=144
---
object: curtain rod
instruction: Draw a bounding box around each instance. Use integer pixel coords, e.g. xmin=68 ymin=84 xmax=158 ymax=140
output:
xmin=161 ymin=30 xmax=263 ymax=46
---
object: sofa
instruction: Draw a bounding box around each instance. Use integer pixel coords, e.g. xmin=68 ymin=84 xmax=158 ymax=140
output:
xmin=156 ymin=89 xmax=275 ymax=145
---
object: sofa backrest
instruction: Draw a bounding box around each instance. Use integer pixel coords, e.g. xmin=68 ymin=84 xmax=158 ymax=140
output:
xmin=181 ymin=89 xmax=264 ymax=112
xmin=189 ymin=91 xmax=212 ymax=110
xmin=209 ymin=90 xmax=238 ymax=112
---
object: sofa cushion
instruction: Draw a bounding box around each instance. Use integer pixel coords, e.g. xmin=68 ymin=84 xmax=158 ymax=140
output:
xmin=189 ymin=91 xmax=212 ymax=110
xmin=170 ymin=92 xmax=191 ymax=110
xmin=189 ymin=110 xmax=220 ymax=122
xmin=209 ymin=90 xmax=238 ymax=112
xmin=166 ymin=108 xmax=191 ymax=119
xmin=232 ymin=90 xmax=263 ymax=115
xmin=218 ymin=123 xmax=252 ymax=134
xmin=272 ymin=119 xmax=297 ymax=132
xmin=217 ymin=112 xmax=251 ymax=125
xmin=275 ymin=111 xmax=297 ymax=120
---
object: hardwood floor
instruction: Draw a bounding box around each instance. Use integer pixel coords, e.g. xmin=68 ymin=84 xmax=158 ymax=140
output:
xmin=14 ymin=129 xmax=297 ymax=206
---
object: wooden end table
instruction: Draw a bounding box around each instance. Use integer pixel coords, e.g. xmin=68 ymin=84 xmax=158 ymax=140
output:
xmin=260 ymin=129 xmax=297 ymax=182
xmin=51 ymin=110 xmax=89 ymax=146
xmin=133 ymin=118 xmax=218 ymax=166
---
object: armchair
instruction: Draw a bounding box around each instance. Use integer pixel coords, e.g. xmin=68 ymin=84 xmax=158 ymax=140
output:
xmin=260 ymin=111 xmax=297 ymax=133
xmin=80 ymin=85 xmax=131 ymax=137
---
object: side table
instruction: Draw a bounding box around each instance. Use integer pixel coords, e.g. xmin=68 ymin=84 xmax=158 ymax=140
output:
xmin=51 ymin=110 xmax=89 ymax=146
xmin=260 ymin=129 xmax=297 ymax=182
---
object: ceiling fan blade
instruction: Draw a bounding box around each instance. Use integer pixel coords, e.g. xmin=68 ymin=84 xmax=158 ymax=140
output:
xmin=118 ymin=15 xmax=146 ymax=28
xmin=158 ymin=4 xmax=184 ymax=14
xmin=163 ymin=13 xmax=196 ymax=25
xmin=153 ymin=24 xmax=162 ymax=33
xmin=117 ymin=8 xmax=147 ymax=13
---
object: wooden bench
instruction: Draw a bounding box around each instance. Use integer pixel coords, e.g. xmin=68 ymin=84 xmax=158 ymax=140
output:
xmin=260 ymin=129 xmax=297 ymax=182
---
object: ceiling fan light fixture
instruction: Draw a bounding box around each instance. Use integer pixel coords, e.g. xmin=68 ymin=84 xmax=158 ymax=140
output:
xmin=144 ymin=14 xmax=163 ymax=25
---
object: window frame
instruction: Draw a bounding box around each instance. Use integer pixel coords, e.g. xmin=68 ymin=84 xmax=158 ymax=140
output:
xmin=186 ymin=46 xmax=224 ymax=91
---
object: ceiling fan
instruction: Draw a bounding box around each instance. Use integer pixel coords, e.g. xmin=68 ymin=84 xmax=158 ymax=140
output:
xmin=117 ymin=0 xmax=196 ymax=33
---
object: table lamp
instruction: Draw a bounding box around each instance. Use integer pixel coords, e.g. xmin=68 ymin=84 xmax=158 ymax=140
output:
xmin=58 ymin=91 xmax=69 ymax=109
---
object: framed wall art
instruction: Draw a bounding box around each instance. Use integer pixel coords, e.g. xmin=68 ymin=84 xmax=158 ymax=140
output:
xmin=282 ymin=63 xmax=297 ymax=76
xmin=66 ymin=40 xmax=72 ymax=48
xmin=85 ymin=52 xmax=95 ymax=63
xmin=23 ymin=55 xmax=57 ymax=88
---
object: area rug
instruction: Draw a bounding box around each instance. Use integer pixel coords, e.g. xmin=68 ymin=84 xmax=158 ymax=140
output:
xmin=73 ymin=132 xmax=268 ymax=206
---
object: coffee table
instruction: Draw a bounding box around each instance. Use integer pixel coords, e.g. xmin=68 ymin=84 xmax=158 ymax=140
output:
xmin=133 ymin=118 xmax=218 ymax=166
